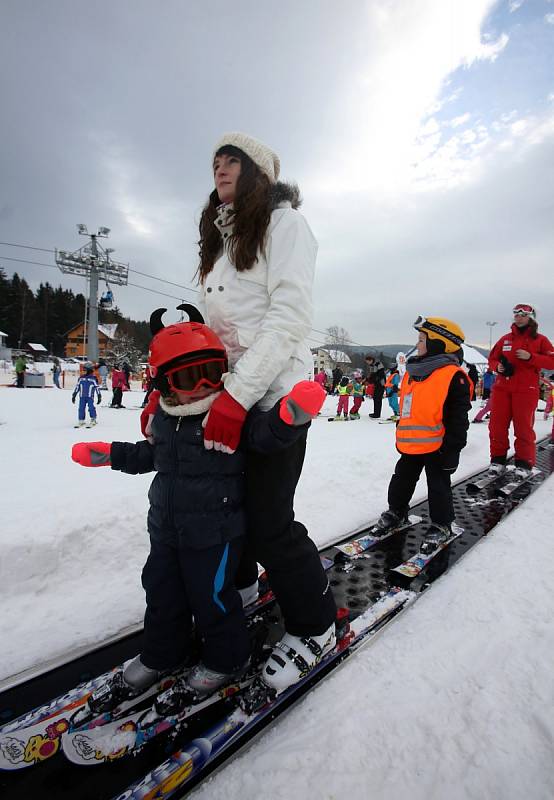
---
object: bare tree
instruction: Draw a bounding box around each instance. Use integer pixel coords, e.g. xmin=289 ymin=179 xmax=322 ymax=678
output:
xmin=104 ymin=331 xmax=142 ymax=372
xmin=325 ymin=325 xmax=351 ymax=347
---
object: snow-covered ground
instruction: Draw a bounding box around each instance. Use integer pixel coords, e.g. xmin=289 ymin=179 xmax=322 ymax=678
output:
xmin=0 ymin=386 xmax=552 ymax=799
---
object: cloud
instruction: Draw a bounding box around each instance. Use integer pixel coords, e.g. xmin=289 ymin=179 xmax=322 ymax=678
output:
xmin=302 ymin=1 xmax=508 ymax=201
xmin=450 ymin=113 xmax=472 ymax=128
xmin=463 ymin=32 xmax=509 ymax=64
xmin=545 ymin=13 xmax=554 ymax=24
xmin=509 ymin=0 xmax=525 ymax=12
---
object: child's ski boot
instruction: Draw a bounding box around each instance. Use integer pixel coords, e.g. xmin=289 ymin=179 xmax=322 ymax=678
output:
xmin=420 ymin=523 xmax=451 ymax=554
xmin=372 ymin=508 xmax=409 ymax=538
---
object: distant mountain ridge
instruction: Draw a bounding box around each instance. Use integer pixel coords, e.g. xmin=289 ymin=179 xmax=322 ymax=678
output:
xmin=338 ymin=343 xmax=490 ymax=359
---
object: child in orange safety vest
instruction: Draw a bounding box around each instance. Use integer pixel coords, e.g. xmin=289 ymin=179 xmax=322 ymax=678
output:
xmin=372 ymin=317 xmax=472 ymax=552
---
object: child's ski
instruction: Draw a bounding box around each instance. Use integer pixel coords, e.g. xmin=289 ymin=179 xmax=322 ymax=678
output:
xmin=0 ymin=558 xmax=333 ymax=772
xmin=389 ymin=523 xmax=464 ymax=586
xmin=334 ymin=515 xmax=423 ymax=558
xmin=103 ymin=590 xmax=416 ymax=795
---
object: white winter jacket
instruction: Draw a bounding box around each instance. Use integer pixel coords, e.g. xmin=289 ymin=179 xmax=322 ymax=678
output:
xmin=199 ymin=195 xmax=316 ymax=411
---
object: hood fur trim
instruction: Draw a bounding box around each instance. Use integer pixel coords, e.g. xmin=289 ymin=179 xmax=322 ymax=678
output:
xmin=159 ymin=391 xmax=221 ymax=418
xmin=270 ymin=181 xmax=301 ymax=210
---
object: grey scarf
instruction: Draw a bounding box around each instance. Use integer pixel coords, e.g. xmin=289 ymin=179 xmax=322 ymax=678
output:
xmin=406 ymin=352 xmax=461 ymax=380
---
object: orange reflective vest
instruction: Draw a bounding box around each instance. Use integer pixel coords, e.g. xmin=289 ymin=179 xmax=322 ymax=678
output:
xmin=396 ymin=365 xmax=463 ymax=455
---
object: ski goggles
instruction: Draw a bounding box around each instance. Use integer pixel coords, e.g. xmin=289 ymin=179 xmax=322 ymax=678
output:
xmin=160 ymin=357 xmax=227 ymax=395
xmin=413 ymin=316 xmax=464 ymax=347
xmin=512 ymin=304 xmax=536 ymax=318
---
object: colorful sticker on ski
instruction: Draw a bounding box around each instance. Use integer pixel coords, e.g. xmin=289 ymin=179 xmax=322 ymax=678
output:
xmin=335 ymin=515 xmax=422 ymax=557
xmin=391 ymin=524 xmax=463 ymax=579
xmin=0 ymin=717 xmax=71 ymax=770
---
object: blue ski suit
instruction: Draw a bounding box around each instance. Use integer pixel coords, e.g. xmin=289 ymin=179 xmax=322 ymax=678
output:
xmin=72 ymin=375 xmax=101 ymax=421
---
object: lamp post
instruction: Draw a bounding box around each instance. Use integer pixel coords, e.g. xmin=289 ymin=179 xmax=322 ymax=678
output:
xmin=486 ymin=321 xmax=497 ymax=353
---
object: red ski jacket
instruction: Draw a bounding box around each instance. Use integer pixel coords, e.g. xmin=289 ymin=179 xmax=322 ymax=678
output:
xmin=489 ymin=325 xmax=554 ymax=393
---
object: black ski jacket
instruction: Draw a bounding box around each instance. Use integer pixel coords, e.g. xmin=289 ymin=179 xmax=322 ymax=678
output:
xmin=110 ymin=402 xmax=308 ymax=550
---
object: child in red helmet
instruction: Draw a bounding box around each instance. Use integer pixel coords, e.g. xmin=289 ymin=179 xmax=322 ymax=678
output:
xmin=71 ymin=305 xmax=325 ymax=713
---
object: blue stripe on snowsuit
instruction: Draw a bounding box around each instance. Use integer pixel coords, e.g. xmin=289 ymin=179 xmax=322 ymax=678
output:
xmin=213 ymin=543 xmax=229 ymax=613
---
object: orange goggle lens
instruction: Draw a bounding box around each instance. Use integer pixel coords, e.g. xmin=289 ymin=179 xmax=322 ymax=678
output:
xmin=165 ymin=358 xmax=226 ymax=394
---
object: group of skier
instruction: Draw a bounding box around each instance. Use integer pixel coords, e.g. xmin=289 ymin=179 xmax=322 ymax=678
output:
xmin=70 ymin=362 xmax=132 ymax=426
xmin=70 ymin=131 xmax=554 ymax=715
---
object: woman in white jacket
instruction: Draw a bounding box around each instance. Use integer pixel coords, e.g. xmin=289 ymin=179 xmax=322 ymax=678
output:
xmin=199 ymin=132 xmax=337 ymax=692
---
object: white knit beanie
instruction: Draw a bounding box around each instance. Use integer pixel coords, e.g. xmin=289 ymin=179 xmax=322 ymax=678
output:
xmin=213 ymin=132 xmax=280 ymax=183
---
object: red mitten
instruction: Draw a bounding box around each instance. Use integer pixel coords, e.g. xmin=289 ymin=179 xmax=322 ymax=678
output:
xmin=72 ymin=442 xmax=112 ymax=467
xmin=279 ymin=381 xmax=326 ymax=426
xmin=203 ymin=390 xmax=247 ymax=454
xmin=141 ymin=390 xmax=160 ymax=442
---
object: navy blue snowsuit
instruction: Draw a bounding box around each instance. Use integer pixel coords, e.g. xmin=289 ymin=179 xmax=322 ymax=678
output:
xmin=110 ymin=400 xmax=310 ymax=674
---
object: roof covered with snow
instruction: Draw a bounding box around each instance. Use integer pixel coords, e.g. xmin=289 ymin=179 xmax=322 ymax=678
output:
xmin=462 ymin=344 xmax=488 ymax=364
xmin=321 ymin=348 xmax=352 ymax=364
xmin=27 ymin=342 xmax=48 ymax=351
xmin=98 ymin=323 xmax=118 ymax=339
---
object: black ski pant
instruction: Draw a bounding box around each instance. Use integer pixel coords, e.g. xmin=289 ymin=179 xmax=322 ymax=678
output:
xmin=235 ymin=432 xmax=337 ymax=637
xmin=111 ymin=387 xmax=123 ymax=407
xmin=141 ymin=531 xmax=250 ymax=674
xmin=16 ymin=372 xmax=24 ymax=388
xmin=387 ymin=453 xmax=454 ymax=526
xmin=371 ymin=386 xmax=384 ymax=417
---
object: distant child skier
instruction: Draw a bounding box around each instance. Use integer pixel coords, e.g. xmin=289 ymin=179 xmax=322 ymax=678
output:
xmin=71 ymin=305 xmax=325 ymax=711
xmin=334 ymin=375 xmax=352 ymax=420
xmin=110 ymin=365 xmax=127 ymax=408
xmin=349 ymin=372 xmax=365 ymax=419
xmin=373 ymin=317 xmax=471 ymax=551
xmin=72 ymin=363 xmax=101 ymax=427
xmin=384 ymin=367 xmax=400 ymax=420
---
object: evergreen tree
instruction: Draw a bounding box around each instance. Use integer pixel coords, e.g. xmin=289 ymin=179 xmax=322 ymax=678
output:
xmin=0 ymin=269 xmax=149 ymax=357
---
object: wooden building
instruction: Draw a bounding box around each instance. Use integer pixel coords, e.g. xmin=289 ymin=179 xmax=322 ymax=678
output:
xmin=64 ymin=323 xmax=118 ymax=359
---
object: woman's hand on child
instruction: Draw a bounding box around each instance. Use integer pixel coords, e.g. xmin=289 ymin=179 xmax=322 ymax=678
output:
xmin=203 ymin=390 xmax=247 ymax=455
xmin=72 ymin=442 xmax=112 ymax=467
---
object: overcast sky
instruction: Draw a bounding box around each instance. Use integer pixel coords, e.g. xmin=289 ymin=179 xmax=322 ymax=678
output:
xmin=1 ymin=0 xmax=553 ymax=349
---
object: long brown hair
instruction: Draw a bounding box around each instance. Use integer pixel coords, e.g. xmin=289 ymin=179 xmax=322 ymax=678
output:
xmin=197 ymin=146 xmax=272 ymax=281
xmin=527 ymin=318 xmax=538 ymax=339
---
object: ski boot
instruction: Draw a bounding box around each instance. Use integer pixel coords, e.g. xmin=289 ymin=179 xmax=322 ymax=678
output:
xmin=186 ymin=660 xmax=249 ymax=696
xmin=74 ymin=420 xmax=86 ymax=428
xmin=260 ymin=622 xmax=336 ymax=694
xmin=513 ymin=460 xmax=533 ymax=480
xmin=89 ymin=418 xmax=97 ymax=426
xmin=484 ymin=461 xmax=506 ymax=480
xmin=420 ymin=523 xmax=451 ymax=555
xmin=87 ymin=656 xmax=163 ymax=716
xmin=372 ymin=508 xmax=409 ymax=538
xmin=238 ymin=580 xmax=259 ymax=608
